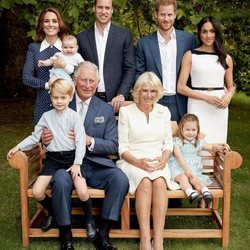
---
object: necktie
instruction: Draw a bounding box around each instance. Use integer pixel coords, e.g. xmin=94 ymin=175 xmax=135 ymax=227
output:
xmin=79 ymin=101 xmax=87 ymax=123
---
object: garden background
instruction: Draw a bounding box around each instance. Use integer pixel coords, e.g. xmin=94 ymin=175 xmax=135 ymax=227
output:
xmin=0 ymin=0 xmax=249 ymax=249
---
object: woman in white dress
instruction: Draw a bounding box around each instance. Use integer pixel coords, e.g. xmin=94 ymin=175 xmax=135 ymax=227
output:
xmin=177 ymin=16 xmax=235 ymax=143
xmin=116 ymin=72 xmax=179 ymax=250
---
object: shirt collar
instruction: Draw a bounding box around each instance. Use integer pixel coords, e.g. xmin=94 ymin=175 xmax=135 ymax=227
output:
xmin=76 ymin=93 xmax=92 ymax=106
xmin=39 ymin=38 xmax=62 ymax=52
xmin=157 ymin=28 xmax=176 ymax=44
xmin=94 ymin=22 xmax=111 ymax=36
xmin=183 ymin=139 xmax=196 ymax=144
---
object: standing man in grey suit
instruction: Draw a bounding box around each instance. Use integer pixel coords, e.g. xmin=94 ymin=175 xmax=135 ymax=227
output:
xmin=77 ymin=0 xmax=136 ymax=112
xmin=136 ymin=0 xmax=195 ymax=123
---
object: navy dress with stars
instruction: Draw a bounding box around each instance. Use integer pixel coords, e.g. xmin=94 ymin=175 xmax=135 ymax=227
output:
xmin=22 ymin=43 xmax=61 ymax=125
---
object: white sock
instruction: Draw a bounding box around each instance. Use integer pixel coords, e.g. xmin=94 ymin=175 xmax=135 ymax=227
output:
xmin=185 ymin=188 xmax=195 ymax=197
xmin=201 ymin=187 xmax=210 ymax=194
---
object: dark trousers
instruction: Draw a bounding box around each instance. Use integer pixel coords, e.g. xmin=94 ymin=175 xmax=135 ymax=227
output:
xmin=158 ymin=95 xmax=181 ymax=123
xmin=51 ymin=160 xmax=129 ymax=225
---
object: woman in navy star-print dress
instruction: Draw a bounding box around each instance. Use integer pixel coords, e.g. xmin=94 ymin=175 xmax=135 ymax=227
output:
xmin=22 ymin=7 xmax=68 ymax=125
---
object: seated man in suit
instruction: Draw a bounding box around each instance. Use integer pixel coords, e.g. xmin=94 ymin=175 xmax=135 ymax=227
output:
xmin=42 ymin=61 xmax=129 ymax=250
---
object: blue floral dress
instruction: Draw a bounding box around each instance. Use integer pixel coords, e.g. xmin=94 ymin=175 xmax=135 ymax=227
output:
xmin=169 ymin=137 xmax=212 ymax=185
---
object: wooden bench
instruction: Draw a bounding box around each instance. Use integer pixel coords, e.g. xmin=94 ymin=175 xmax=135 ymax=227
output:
xmin=8 ymin=123 xmax=242 ymax=248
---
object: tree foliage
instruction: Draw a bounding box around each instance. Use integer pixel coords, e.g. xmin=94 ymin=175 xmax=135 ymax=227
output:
xmin=0 ymin=0 xmax=249 ymax=97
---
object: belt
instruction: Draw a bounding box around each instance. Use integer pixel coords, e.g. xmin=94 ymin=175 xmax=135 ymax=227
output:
xmin=96 ymin=92 xmax=107 ymax=101
xmin=191 ymin=87 xmax=224 ymax=91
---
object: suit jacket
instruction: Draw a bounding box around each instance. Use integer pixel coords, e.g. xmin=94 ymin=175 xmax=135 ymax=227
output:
xmin=136 ymin=30 xmax=195 ymax=117
xmin=69 ymin=95 xmax=118 ymax=168
xmin=77 ymin=24 xmax=136 ymax=101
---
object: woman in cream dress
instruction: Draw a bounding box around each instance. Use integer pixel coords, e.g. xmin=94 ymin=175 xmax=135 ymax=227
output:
xmin=177 ymin=16 xmax=235 ymax=143
xmin=116 ymin=72 xmax=179 ymax=250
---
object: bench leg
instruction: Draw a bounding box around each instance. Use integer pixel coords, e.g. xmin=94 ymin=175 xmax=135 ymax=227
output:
xmin=19 ymin=172 xmax=30 ymax=247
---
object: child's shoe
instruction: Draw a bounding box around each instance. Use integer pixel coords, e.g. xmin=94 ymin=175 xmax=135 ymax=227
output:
xmin=202 ymin=191 xmax=213 ymax=204
xmin=189 ymin=192 xmax=203 ymax=204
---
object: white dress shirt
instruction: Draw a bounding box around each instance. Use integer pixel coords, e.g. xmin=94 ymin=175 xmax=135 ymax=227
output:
xmin=94 ymin=22 xmax=111 ymax=92
xmin=157 ymin=29 xmax=177 ymax=95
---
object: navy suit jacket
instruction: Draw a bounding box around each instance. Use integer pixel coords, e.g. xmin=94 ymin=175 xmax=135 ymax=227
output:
xmin=69 ymin=95 xmax=118 ymax=168
xmin=136 ymin=30 xmax=195 ymax=117
xmin=77 ymin=24 xmax=136 ymax=101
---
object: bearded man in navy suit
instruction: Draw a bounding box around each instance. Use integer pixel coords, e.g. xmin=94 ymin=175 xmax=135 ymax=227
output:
xmin=77 ymin=0 xmax=136 ymax=112
xmin=136 ymin=0 xmax=195 ymax=123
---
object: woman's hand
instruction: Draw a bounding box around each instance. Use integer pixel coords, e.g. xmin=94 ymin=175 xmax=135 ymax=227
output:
xmin=218 ymin=92 xmax=233 ymax=109
xmin=53 ymin=57 xmax=66 ymax=68
xmin=205 ymin=95 xmax=223 ymax=108
xmin=67 ymin=164 xmax=82 ymax=179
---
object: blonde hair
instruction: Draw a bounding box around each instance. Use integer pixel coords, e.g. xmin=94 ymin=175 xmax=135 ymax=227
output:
xmin=62 ymin=35 xmax=77 ymax=44
xmin=49 ymin=78 xmax=75 ymax=96
xmin=177 ymin=114 xmax=200 ymax=147
xmin=131 ymin=72 xmax=164 ymax=104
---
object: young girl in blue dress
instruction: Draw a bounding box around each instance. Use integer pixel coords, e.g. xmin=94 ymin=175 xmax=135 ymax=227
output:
xmin=169 ymin=114 xmax=229 ymax=206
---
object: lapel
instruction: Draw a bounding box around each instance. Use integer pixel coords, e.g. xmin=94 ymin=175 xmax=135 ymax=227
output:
xmin=84 ymin=96 xmax=99 ymax=129
xmin=175 ymin=29 xmax=185 ymax=74
xmin=87 ymin=27 xmax=99 ymax=66
xmin=104 ymin=24 xmax=115 ymax=64
xmin=69 ymin=94 xmax=77 ymax=111
xmin=148 ymin=32 xmax=162 ymax=78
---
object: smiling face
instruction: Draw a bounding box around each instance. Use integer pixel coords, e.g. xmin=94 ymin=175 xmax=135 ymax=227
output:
xmin=181 ymin=121 xmax=199 ymax=142
xmin=155 ymin=4 xmax=176 ymax=33
xmin=199 ymin=21 xmax=216 ymax=48
xmin=138 ymin=83 xmax=158 ymax=107
xmin=62 ymin=39 xmax=78 ymax=56
xmin=74 ymin=65 xmax=99 ymax=101
xmin=93 ymin=0 xmax=113 ymax=27
xmin=42 ymin=11 xmax=60 ymax=38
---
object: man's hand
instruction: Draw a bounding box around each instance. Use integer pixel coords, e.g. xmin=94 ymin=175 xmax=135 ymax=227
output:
xmin=41 ymin=128 xmax=53 ymax=146
xmin=110 ymin=94 xmax=125 ymax=112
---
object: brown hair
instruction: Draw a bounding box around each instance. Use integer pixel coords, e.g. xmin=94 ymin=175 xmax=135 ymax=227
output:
xmin=177 ymin=114 xmax=200 ymax=147
xmin=36 ymin=7 xmax=68 ymax=42
xmin=155 ymin=0 xmax=177 ymax=12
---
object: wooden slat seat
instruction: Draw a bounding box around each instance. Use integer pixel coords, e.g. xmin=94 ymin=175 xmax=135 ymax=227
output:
xmin=8 ymin=122 xmax=243 ymax=248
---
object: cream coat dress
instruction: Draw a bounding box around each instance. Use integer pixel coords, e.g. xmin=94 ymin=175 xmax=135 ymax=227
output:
xmin=116 ymin=103 xmax=179 ymax=194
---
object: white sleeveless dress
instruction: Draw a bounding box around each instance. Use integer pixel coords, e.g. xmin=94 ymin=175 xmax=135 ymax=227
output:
xmin=188 ymin=50 xmax=228 ymax=143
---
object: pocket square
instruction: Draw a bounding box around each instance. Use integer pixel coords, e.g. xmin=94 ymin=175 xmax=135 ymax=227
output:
xmin=94 ymin=116 xmax=105 ymax=124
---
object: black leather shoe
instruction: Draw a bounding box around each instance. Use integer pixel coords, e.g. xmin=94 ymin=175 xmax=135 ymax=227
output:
xmin=61 ymin=241 xmax=74 ymax=250
xmin=86 ymin=221 xmax=97 ymax=241
xmin=40 ymin=215 xmax=53 ymax=232
xmin=94 ymin=236 xmax=117 ymax=250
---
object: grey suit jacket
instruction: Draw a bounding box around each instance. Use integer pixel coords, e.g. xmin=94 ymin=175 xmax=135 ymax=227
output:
xmin=136 ymin=29 xmax=195 ymax=116
xmin=69 ymin=95 xmax=118 ymax=168
xmin=77 ymin=24 xmax=136 ymax=101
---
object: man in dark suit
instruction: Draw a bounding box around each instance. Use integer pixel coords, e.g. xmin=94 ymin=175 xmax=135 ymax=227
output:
xmin=44 ymin=61 xmax=129 ymax=250
xmin=136 ymin=0 xmax=195 ymax=123
xmin=77 ymin=0 xmax=136 ymax=112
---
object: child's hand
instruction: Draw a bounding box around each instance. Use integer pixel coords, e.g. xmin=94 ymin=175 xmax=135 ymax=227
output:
xmin=67 ymin=164 xmax=82 ymax=179
xmin=7 ymin=145 xmax=20 ymax=159
xmin=37 ymin=60 xmax=44 ymax=67
xmin=214 ymin=143 xmax=230 ymax=153
xmin=184 ymin=169 xmax=194 ymax=179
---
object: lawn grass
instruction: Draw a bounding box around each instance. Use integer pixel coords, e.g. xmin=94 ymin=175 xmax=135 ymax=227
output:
xmin=0 ymin=93 xmax=249 ymax=250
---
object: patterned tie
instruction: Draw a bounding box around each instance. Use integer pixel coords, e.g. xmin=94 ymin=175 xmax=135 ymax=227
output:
xmin=79 ymin=101 xmax=87 ymax=123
